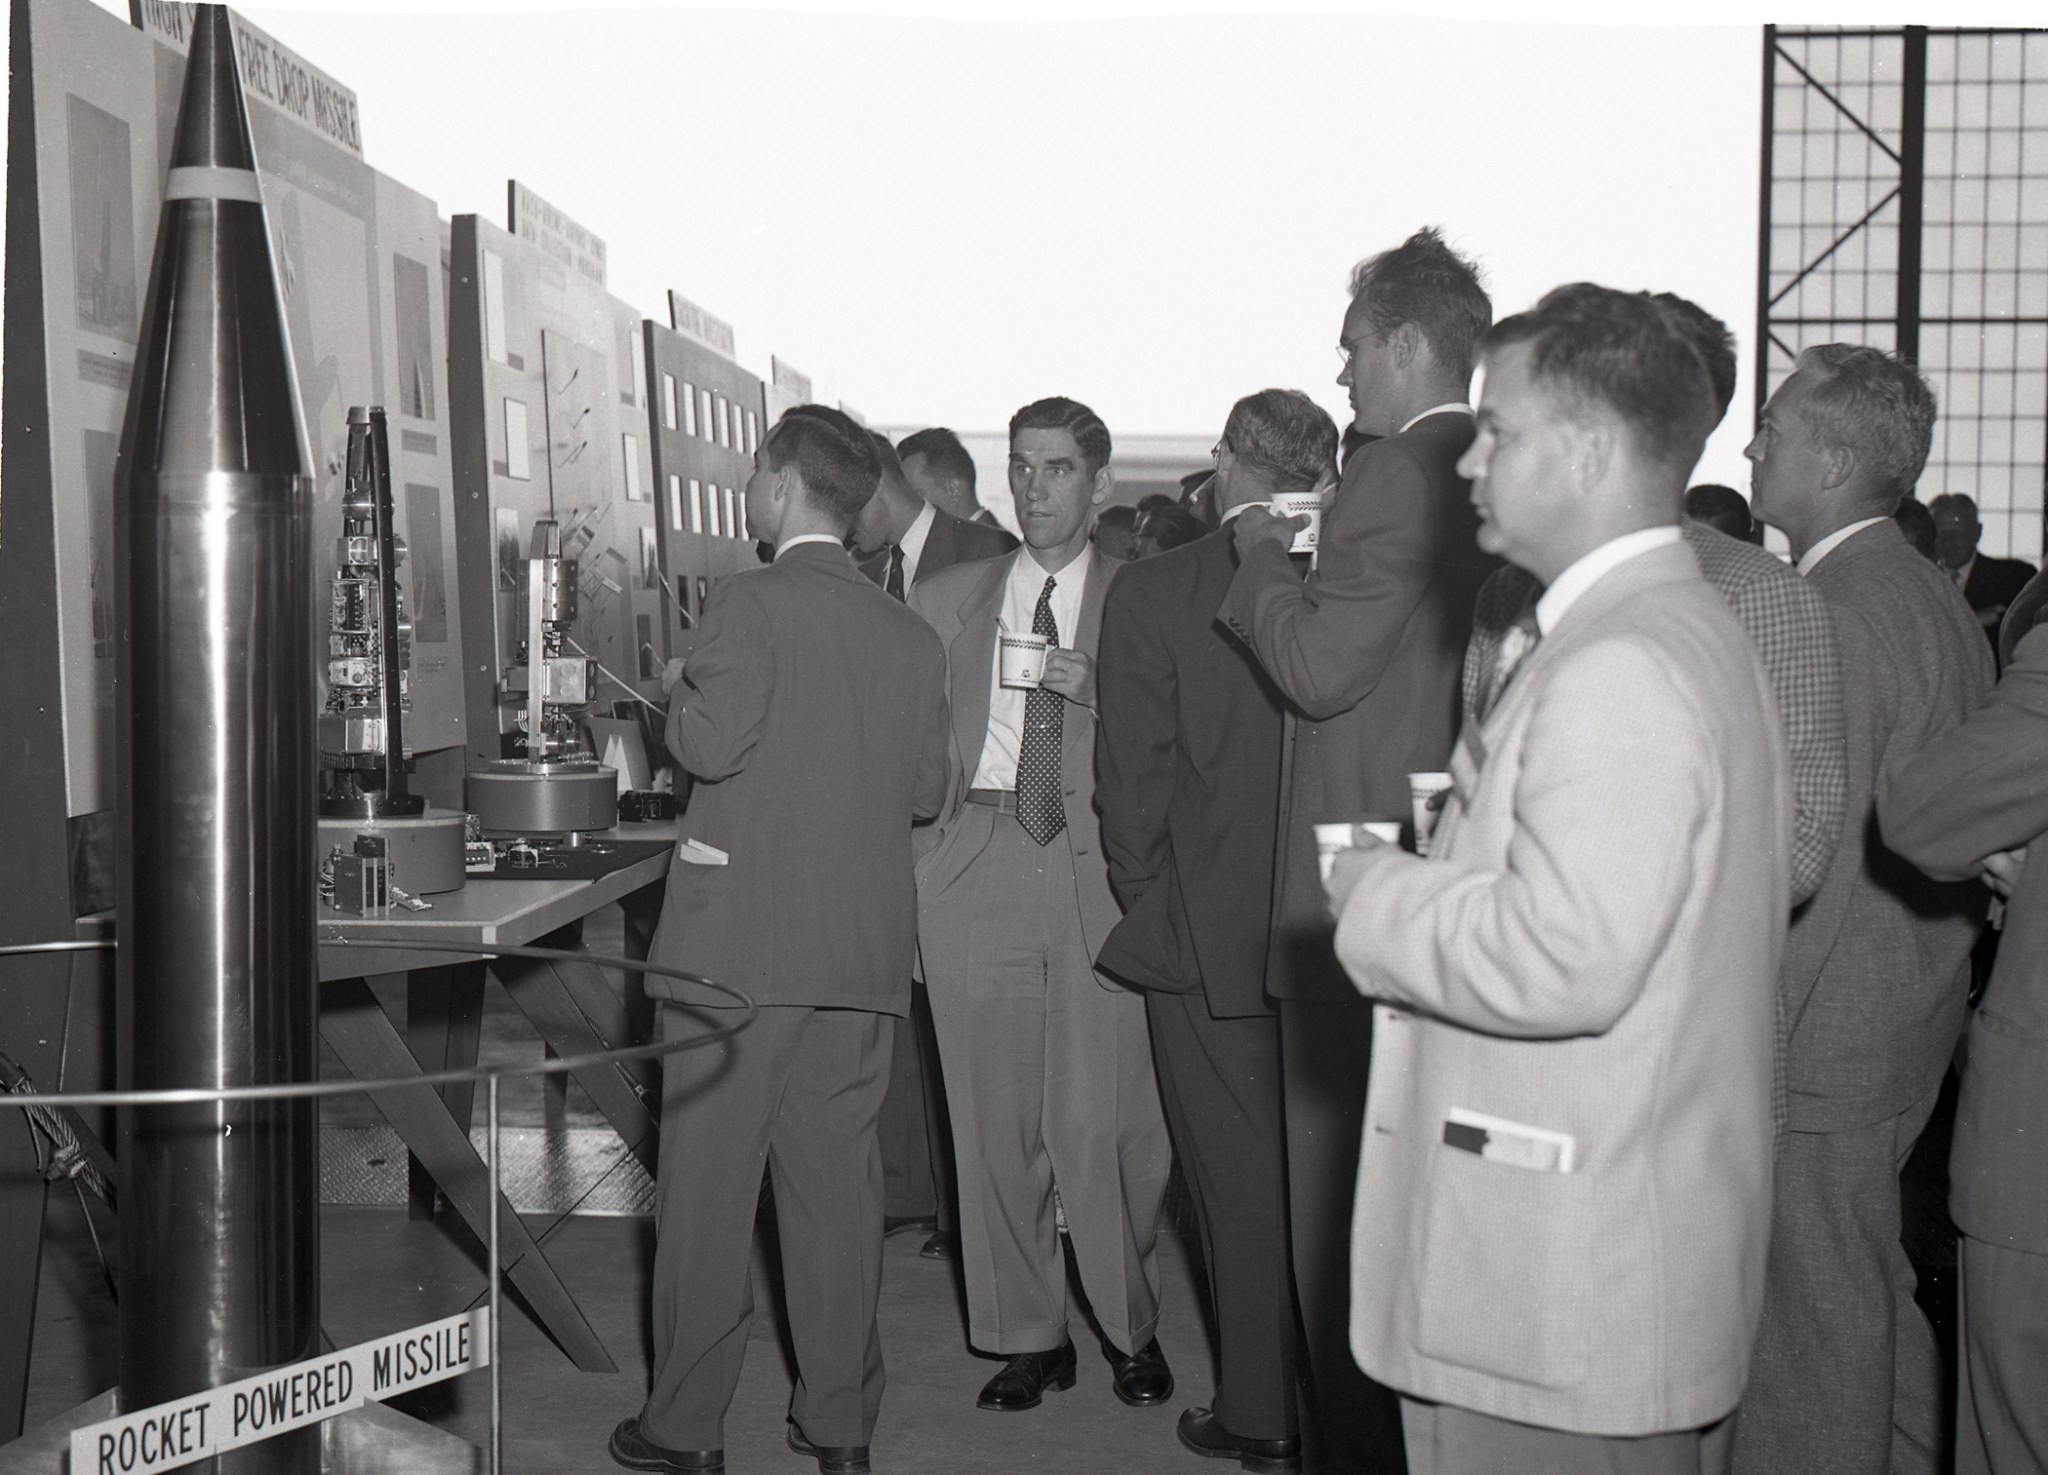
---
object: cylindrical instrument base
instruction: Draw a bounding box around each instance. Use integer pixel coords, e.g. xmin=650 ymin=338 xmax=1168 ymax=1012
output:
xmin=467 ymin=761 xmax=619 ymax=835
xmin=318 ymin=807 xmax=468 ymax=895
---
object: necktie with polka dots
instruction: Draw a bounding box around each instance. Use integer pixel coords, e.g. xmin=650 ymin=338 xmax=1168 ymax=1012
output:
xmin=1016 ymin=576 xmax=1065 ymax=845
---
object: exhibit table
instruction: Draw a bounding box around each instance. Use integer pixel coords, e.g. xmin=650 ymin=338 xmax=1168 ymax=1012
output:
xmin=313 ymin=821 xmax=680 ymax=1373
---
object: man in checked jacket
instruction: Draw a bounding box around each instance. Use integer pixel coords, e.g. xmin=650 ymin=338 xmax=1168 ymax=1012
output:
xmin=1463 ymin=293 xmax=1846 ymax=910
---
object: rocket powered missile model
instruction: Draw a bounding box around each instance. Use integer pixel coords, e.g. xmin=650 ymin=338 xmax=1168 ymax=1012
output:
xmin=113 ymin=7 xmax=320 ymax=1471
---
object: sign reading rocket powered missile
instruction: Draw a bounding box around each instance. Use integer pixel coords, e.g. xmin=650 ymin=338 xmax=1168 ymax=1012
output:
xmin=71 ymin=1308 xmax=488 ymax=1474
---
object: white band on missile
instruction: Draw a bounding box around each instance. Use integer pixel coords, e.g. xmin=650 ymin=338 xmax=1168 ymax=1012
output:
xmin=164 ymin=166 xmax=263 ymax=203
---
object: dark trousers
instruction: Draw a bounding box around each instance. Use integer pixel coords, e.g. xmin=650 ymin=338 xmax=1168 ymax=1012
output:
xmin=641 ymin=1004 xmax=893 ymax=1451
xmin=1280 ymin=997 xmax=1408 ymax=1475
xmin=878 ymin=979 xmax=955 ymax=1230
xmin=1148 ymin=990 xmax=1298 ymax=1442
xmin=1956 ymin=1233 xmax=2048 ymax=1475
xmin=1734 ymin=1080 xmax=1944 ymax=1475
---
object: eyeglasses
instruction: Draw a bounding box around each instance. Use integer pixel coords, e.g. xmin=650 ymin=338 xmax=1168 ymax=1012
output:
xmin=1211 ymin=439 xmax=1228 ymax=465
xmin=1336 ymin=338 xmax=1365 ymax=371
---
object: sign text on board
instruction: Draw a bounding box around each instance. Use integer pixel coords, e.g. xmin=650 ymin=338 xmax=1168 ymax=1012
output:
xmin=131 ymin=1 xmax=363 ymax=157
xmin=74 ymin=1309 xmax=487 ymax=1475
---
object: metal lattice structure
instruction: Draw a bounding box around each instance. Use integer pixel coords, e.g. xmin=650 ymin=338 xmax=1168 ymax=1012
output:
xmin=1759 ymin=25 xmax=2048 ymax=559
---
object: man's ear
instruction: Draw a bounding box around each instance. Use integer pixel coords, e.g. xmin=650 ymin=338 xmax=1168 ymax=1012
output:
xmin=1819 ymin=441 xmax=1856 ymax=492
xmin=1389 ymin=321 xmax=1423 ymax=371
xmin=1092 ymin=464 xmax=1116 ymax=507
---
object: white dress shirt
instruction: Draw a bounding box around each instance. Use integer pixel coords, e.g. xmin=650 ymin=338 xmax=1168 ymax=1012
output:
xmin=1536 ymin=525 xmax=1684 ymax=635
xmin=776 ymin=533 xmax=845 ymax=559
xmin=896 ymin=501 xmax=937 ymax=588
xmin=1399 ymin=403 xmax=1475 ymax=434
xmin=970 ymin=550 xmax=1090 ymax=792
xmin=1796 ymin=516 xmax=1889 ymax=576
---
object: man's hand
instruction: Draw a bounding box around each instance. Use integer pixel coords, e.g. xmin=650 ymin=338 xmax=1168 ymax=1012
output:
xmin=1040 ymin=648 xmax=1096 ymax=709
xmin=1322 ymin=832 xmax=1389 ymax=917
xmin=1232 ymin=504 xmax=1310 ymax=558
xmin=661 ymin=657 xmax=687 ymax=697
xmin=1980 ymin=846 xmax=2027 ymax=898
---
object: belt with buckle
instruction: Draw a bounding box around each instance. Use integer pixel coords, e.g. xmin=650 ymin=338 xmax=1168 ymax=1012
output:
xmin=965 ymin=788 xmax=1018 ymax=813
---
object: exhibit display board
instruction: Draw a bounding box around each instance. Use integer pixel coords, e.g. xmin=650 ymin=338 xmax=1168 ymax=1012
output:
xmin=644 ymin=307 xmax=766 ymax=657
xmin=446 ymin=211 xmax=668 ymax=769
xmin=7 ymin=0 xmax=465 ymax=819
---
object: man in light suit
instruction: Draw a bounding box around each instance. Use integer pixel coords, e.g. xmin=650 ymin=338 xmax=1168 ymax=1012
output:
xmin=1464 ymin=292 xmax=1846 ymax=909
xmin=613 ymin=405 xmax=950 ymax=1475
xmin=911 ymin=397 xmax=1175 ymax=1418
xmin=849 ymin=429 xmax=1018 ymax=1261
xmin=1881 ymin=623 xmax=2048 ymax=1475
xmin=1326 ymin=285 xmax=1789 ymax=1473
xmin=1096 ymin=389 xmax=1339 ymax=1474
xmin=1734 ymin=346 xmax=1993 ymax=1475
xmin=1219 ymin=226 xmax=1498 ymax=1475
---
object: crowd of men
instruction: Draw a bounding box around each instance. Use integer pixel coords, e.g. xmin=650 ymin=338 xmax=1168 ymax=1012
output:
xmin=607 ymin=227 xmax=2047 ymax=1475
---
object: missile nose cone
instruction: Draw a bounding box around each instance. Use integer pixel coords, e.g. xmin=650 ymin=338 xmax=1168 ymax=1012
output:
xmin=170 ymin=5 xmax=256 ymax=173
xmin=118 ymin=1 xmax=312 ymax=482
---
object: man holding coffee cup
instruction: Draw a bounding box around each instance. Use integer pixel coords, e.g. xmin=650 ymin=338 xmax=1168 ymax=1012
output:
xmin=1095 ymin=388 xmax=1338 ymax=1472
xmin=909 ymin=397 xmax=1176 ymax=1421
xmin=1217 ymin=227 xmax=1499 ymax=1474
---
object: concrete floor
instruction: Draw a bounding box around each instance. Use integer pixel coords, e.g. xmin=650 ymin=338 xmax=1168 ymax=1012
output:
xmin=16 ymin=903 xmax=1240 ymax=1475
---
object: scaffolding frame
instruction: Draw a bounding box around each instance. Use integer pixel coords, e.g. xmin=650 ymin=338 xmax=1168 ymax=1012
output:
xmin=1758 ymin=25 xmax=2048 ymax=559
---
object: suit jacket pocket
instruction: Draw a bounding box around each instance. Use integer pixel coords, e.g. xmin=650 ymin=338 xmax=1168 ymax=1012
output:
xmin=1413 ymin=1141 xmax=1593 ymax=1390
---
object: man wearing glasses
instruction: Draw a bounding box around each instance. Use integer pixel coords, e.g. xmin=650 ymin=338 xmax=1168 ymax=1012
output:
xmin=1218 ymin=228 xmax=1498 ymax=1475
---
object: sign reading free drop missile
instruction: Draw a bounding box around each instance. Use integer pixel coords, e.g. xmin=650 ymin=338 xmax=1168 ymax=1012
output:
xmin=73 ymin=1308 xmax=488 ymax=1474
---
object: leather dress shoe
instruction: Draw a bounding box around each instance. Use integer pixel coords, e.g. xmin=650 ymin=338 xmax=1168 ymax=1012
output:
xmin=1176 ymin=1406 xmax=1302 ymax=1473
xmin=975 ymin=1340 xmax=1078 ymax=1411
xmin=1106 ymin=1336 xmax=1174 ymax=1407
xmin=787 ymin=1424 xmax=871 ymax=1474
xmin=919 ymin=1229 xmax=958 ymax=1260
xmin=608 ymin=1417 xmax=723 ymax=1472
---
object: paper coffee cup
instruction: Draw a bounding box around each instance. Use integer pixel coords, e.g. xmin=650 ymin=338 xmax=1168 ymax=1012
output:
xmin=1408 ymin=772 xmax=1454 ymax=858
xmin=1271 ymin=491 xmax=1322 ymax=556
xmin=999 ymin=631 xmax=1051 ymax=688
xmin=1316 ymin=820 xmax=1404 ymax=881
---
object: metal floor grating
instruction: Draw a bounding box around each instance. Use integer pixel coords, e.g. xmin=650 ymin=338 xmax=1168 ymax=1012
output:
xmin=319 ymin=1123 xmax=656 ymax=1216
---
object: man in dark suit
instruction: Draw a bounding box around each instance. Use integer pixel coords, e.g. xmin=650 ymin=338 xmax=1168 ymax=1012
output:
xmin=613 ymin=405 xmax=950 ymax=1475
xmin=1733 ymin=347 xmax=1994 ymax=1475
xmin=1097 ymin=388 xmax=1338 ymax=1474
xmin=1932 ymin=492 xmax=2037 ymax=666
xmin=1217 ymin=227 xmax=1497 ymax=1475
xmin=849 ymin=430 xmax=1018 ymax=1260
xmin=899 ymin=425 xmax=1020 ymax=541
xmin=1881 ymin=623 xmax=2048 ymax=1475
xmin=912 ymin=397 xmax=1175 ymax=1418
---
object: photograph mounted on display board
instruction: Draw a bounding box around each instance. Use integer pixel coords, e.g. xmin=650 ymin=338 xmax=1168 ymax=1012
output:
xmin=66 ymin=95 xmax=137 ymax=339
xmin=392 ymin=253 xmax=437 ymax=421
xmin=496 ymin=506 xmax=524 ymax=591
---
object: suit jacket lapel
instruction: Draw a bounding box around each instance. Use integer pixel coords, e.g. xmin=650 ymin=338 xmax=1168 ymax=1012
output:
xmin=949 ymin=552 xmax=1010 ymax=775
xmin=916 ymin=512 xmax=956 ymax=585
xmin=1063 ymin=546 xmax=1113 ymax=785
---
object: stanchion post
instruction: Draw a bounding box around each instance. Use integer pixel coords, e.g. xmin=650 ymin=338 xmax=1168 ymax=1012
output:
xmin=487 ymin=1071 xmax=503 ymax=1475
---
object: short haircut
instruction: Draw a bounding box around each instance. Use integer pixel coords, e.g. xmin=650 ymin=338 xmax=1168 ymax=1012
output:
xmin=1484 ymin=283 xmax=1716 ymax=477
xmin=1928 ymin=491 xmax=1979 ymax=522
xmin=1894 ymin=496 xmax=1939 ymax=557
xmin=867 ymin=427 xmax=907 ymax=481
xmin=762 ymin=404 xmax=882 ymax=522
xmin=1651 ymin=293 xmax=1738 ymax=424
xmin=1684 ymin=483 xmax=1753 ymax=538
xmin=896 ymin=427 xmax=976 ymax=493
xmin=1794 ymin=344 xmax=1938 ymax=507
xmin=1135 ymin=504 xmax=1208 ymax=554
xmin=1348 ymin=227 xmax=1493 ymax=381
xmin=1093 ymin=504 xmax=1138 ymax=534
xmin=1135 ymin=493 xmax=1177 ymax=513
xmin=1224 ymin=388 xmax=1340 ymax=496
xmin=1009 ymin=396 xmax=1112 ymax=476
